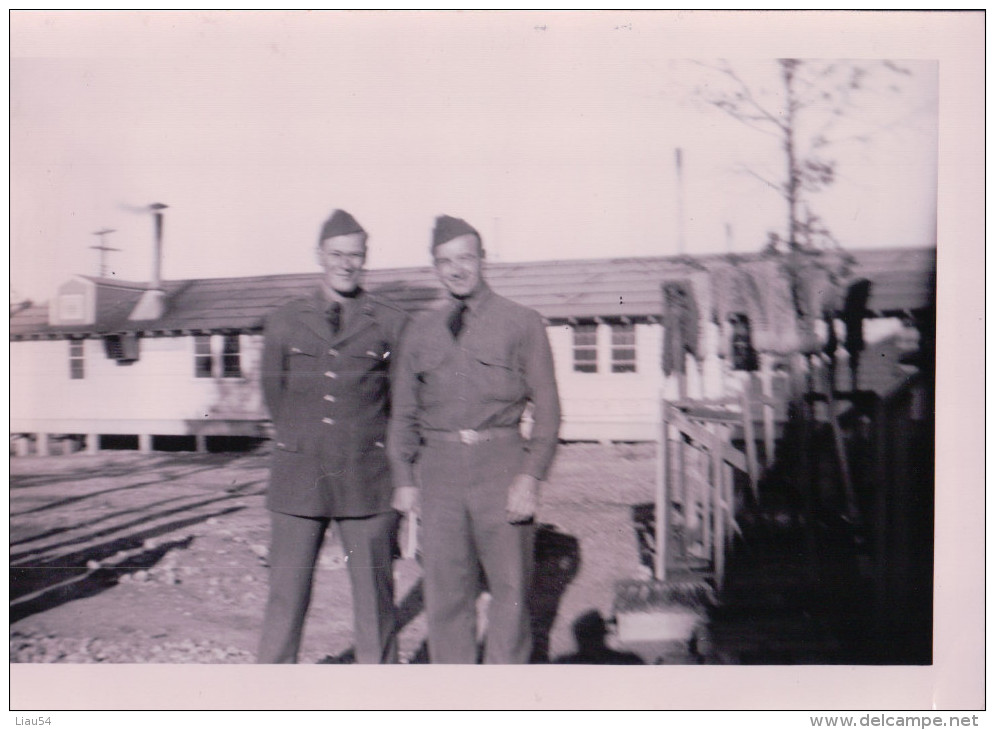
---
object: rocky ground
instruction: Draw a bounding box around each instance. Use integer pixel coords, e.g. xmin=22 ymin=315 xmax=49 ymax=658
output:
xmin=10 ymin=443 xmax=662 ymax=664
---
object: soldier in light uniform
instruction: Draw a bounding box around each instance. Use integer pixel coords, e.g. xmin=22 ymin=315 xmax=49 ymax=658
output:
xmin=257 ymin=209 xmax=408 ymax=664
xmin=388 ymin=215 xmax=561 ymax=663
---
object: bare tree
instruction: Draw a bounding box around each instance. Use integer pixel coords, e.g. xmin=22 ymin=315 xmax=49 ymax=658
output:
xmin=693 ymin=59 xmax=913 ymax=253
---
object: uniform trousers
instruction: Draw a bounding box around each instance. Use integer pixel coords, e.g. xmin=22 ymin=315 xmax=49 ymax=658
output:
xmin=257 ymin=509 xmax=399 ymax=664
xmin=418 ymin=437 xmax=536 ymax=664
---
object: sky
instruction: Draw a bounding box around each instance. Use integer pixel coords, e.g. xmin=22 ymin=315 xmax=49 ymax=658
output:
xmin=6 ymin=11 xmax=960 ymax=303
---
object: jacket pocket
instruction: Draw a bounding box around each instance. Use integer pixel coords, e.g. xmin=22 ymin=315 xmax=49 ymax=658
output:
xmin=473 ymin=348 xmax=523 ymax=402
xmin=286 ymin=343 xmax=320 ymax=392
xmin=347 ymin=347 xmax=390 ymax=370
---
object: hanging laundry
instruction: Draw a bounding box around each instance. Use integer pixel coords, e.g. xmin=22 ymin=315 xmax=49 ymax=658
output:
xmin=789 ymin=252 xmax=850 ymax=355
xmin=687 ymin=269 xmax=712 ymax=361
xmin=710 ymin=258 xmax=800 ymax=355
xmin=729 ymin=312 xmax=759 ymax=371
xmin=751 ymin=258 xmax=800 ymax=354
xmin=842 ymin=278 xmax=873 ymax=386
xmin=661 ymin=280 xmax=700 ymax=375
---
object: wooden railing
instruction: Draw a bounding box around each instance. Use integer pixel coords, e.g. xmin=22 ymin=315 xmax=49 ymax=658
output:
xmin=653 ymin=392 xmax=777 ymax=589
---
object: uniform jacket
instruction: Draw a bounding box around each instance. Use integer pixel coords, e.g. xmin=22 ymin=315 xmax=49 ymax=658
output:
xmin=387 ymin=284 xmax=561 ymax=487
xmin=261 ymin=288 xmax=408 ymax=518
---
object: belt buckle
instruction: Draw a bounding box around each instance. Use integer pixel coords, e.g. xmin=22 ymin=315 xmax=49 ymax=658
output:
xmin=459 ymin=429 xmax=480 ymax=445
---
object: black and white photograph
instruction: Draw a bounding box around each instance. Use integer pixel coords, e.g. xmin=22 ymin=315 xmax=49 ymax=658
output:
xmin=8 ymin=10 xmax=983 ymax=712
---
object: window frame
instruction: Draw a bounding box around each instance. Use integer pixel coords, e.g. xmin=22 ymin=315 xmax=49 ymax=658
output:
xmin=610 ymin=322 xmax=637 ymax=374
xmin=68 ymin=338 xmax=85 ymax=380
xmin=193 ymin=334 xmax=214 ymax=379
xmin=221 ymin=333 xmax=242 ymax=379
xmin=572 ymin=322 xmax=599 ymax=373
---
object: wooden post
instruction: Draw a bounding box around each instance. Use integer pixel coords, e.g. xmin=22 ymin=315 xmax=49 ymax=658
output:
xmin=195 ymin=434 xmax=208 ymax=453
xmin=721 ymin=423 xmax=736 ymax=546
xmin=14 ymin=436 xmax=30 ymax=457
xmin=721 ymin=462 xmax=734 ymax=588
xmin=37 ymin=433 xmax=51 ymax=457
xmin=84 ymin=434 xmax=100 ymax=455
xmin=710 ymin=427 xmax=725 ymax=590
xmin=739 ymin=388 xmax=760 ymax=502
xmin=798 ymin=395 xmax=819 ymax=581
xmin=760 ymin=354 xmax=777 ymax=468
xmin=823 ymin=364 xmax=859 ymax=525
xmin=872 ymin=394 xmax=889 ymax=630
xmin=138 ymin=434 xmax=153 ymax=453
xmin=700 ymin=423 xmax=712 ymax=557
xmin=890 ymin=390 xmax=913 ymax=620
xmin=654 ymin=393 xmax=670 ymax=582
xmin=676 ymin=433 xmax=688 ymax=560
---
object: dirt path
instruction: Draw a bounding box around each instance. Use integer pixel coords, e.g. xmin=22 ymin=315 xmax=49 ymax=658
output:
xmin=10 ymin=444 xmax=654 ymax=664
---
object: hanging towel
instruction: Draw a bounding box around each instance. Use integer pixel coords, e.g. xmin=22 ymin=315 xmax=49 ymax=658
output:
xmin=711 ymin=259 xmax=799 ymax=355
xmin=661 ymin=280 xmax=700 ymax=375
xmin=843 ymin=278 xmax=873 ymax=360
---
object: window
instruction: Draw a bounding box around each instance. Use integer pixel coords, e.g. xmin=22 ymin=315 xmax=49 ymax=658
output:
xmin=194 ymin=335 xmax=213 ymax=378
xmin=221 ymin=334 xmax=242 ymax=378
xmin=572 ymin=323 xmax=598 ymax=373
xmin=69 ymin=339 xmax=84 ymax=379
xmin=611 ymin=323 xmax=637 ymax=373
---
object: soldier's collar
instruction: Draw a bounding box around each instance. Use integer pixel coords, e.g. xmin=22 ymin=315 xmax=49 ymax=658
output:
xmin=311 ymin=281 xmax=366 ymax=312
xmin=318 ymin=281 xmax=364 ymax=305
xmin=450 ymin=282 xmax=491 ymax=312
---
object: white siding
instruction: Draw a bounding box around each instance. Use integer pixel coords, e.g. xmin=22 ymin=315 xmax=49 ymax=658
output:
xmin=548 ymin=323 xmax=665 ymax=442
xmin=10 ymin=335 xmax=265 ymax=436
xmin=13 ymin=320 xmax=785 ymax=444
xmin=545 ymin=320 xmax=745 ymax=442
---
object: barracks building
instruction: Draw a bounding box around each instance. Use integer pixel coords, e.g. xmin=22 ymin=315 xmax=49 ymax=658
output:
xmin=9 ymin=246 xmax=935 ymax=456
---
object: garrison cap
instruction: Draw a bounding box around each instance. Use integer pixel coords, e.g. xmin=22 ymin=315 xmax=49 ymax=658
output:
xmin=431 ymin=215 xmax=480 ymax=250
xmin=319 ymin=209 xmax=366 ymax=242
xmin=572 ymin=610 xmax=609 ymax=639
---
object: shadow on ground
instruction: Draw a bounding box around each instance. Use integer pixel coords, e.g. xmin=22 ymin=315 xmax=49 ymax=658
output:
xmin=9 ymin=454 xmax=268 ymax=624
xmin=320 ymin=522 xmax=582 ymax=664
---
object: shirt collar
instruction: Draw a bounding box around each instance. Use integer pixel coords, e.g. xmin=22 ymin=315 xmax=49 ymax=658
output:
xmin=450 ymin=282 xmax=492 ymax=313
xmin=316 ymin=283 xmax=364 ymax=309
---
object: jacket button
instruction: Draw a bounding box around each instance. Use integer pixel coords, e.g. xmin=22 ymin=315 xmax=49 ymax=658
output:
xmin=324 ymin=371 xmax=337 ymax=379
xmin=328 ymin=348 xmax=339 ymax=356
xmin=323 ymin=394 xmax=336 ymax=402
xmin=321 ymin=417 xmax=335 ymax=425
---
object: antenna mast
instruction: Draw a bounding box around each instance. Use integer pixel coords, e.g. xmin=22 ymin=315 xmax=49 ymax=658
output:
xmin=675 ymin=148 xmax=686 ymax=255
xmin=90 ymin=228 xmax=120 ymax=277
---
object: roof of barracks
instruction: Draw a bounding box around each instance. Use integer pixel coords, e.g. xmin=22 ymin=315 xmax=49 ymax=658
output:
xmin=9 ymin=246 xmax=935 ymax=340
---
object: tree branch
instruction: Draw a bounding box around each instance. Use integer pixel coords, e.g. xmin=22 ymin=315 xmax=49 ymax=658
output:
xmin=733 ymin=163 xmax=785 ymax=196
xmin=694 ymin=60 xmax=787 ymax=134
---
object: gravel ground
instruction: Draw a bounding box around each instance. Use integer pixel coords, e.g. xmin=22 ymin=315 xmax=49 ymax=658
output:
xmin=10 ymin=443 xmax=656 ymax=664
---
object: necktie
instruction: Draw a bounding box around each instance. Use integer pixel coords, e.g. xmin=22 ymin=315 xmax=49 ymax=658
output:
xmin=327 ymin=301 xmax=342 ymax=336
xmin=448 ymin=300 xmax=468 ymax=339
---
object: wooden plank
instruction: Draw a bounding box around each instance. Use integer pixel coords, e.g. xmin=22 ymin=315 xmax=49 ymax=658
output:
xmin=709 ymin=423 xmax=724 ymax=589
xmin=760 ymin=354 xmax=777 ymax=469
xmin=740 ymin=388 xmax=760 ymax=501
xmin=654 ymin=392 xmax=669 ymax=581
xmin=664 ymin=404 xmax=748 ymax=473
xmin=677 ymin=405 xmax=742 ymax=423
xmin=676 ymin=433 xmax=688 ymax=560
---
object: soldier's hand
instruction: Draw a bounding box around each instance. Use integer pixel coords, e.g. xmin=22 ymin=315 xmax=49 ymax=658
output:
xmin=506 ymin=474 xmax=539 ymax=524
xmin=391 ymin=486 xmax=421 ymax=515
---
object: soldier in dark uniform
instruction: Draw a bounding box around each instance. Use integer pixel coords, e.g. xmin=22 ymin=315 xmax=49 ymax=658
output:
xmin=257 ymin=209 xmax=408 ymax=664
xmin=388 ymin=215 xmax=561 ymax=663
